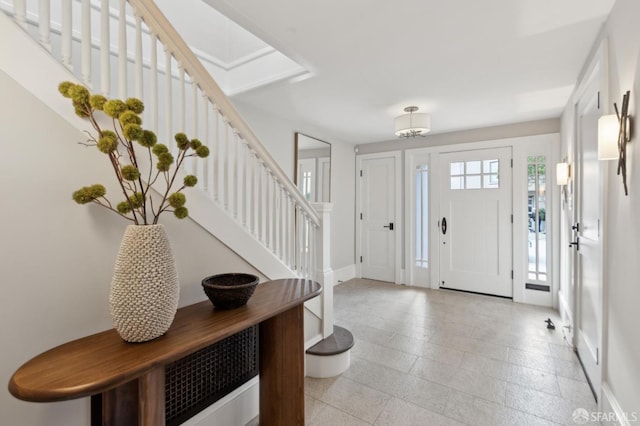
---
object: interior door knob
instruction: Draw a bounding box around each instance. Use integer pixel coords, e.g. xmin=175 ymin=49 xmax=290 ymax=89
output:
xmin=383 ymin=222 xmax=394 ymax=231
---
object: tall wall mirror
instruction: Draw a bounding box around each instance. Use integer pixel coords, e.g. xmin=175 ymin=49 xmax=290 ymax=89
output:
xmin=294 ymin=132 xmax=331 ymax=202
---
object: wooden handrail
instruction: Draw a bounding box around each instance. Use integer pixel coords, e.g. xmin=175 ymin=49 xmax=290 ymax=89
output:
xmin=129 ymin=0 xmax=320 ymax=226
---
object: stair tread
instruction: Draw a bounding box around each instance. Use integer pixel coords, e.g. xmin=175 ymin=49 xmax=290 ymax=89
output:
xmin=306 ymin=325 xmax=354 ymax=356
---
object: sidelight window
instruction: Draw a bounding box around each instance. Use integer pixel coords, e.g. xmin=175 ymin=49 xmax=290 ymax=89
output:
xmin=527 ymin=156 xmax=547 ymax=282
xmin=415 ymin=165 xmax=428 ymax=268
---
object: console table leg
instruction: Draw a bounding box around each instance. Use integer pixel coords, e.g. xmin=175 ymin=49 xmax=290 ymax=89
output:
xmin=101 ymin=367 xmax=165 ymax=426
xmin=259 ymin=304 xmax=305 ymax=426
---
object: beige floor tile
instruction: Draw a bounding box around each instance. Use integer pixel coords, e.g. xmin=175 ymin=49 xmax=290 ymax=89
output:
xmin=350 ymin=339 xmax=418 ymax=373
xmin=507 ymin=364 xmax=561 ymax=395
xmin=505 ymin=382 xmax=597 ymax=425
xmin=460 ymin=352 xmax=510 ymax=380
xmin=315 ymin=279 xmax=594 ymax=426
xmin=374 ymin=397 xmax=465 ymax=426
xmin=305 ymin=376 xmax=390 ymax=423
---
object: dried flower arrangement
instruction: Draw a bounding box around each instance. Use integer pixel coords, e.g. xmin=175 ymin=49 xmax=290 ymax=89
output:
xmin=59 ymin=81 xmax=209 ymax=224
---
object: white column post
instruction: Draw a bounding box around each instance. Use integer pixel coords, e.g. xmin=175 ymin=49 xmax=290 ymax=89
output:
xmin=312 ymin=202 xmax=334 ymax=338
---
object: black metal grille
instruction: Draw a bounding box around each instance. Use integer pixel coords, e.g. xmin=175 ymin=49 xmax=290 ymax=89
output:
xmin=165 ymin=325 xmax=259 ymax=426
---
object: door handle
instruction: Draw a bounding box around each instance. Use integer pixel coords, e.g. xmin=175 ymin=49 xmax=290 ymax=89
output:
xmin=572 ymin=223 xmax=580 ymax=232
xmin=441 ymin=217 xmax=447 ymax=235
xmin=383 ymin=222 xmax=394 ymax=231
xmin=569 ymin=237 xmax=580 ymax=251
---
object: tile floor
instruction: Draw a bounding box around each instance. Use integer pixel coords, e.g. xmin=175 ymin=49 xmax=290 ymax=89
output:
xmin=304 ymin=278 xmax=598 ymax=426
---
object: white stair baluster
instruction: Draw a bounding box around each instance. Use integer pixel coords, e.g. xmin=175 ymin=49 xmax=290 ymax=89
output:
xmin=222 ymin=120 xmax=230 ymax=209
xmin=38 ymin=0 xmax=52 ymax=52
xmin=14 ymin=0 xmax=27 ymax=29
xmin=61 ymin=0 xmax=72 ymax=71
xmin=81 ymin=0 xmax=91 ymax=86
xmin=149 ymin=33 xmax=158 ymax=133
xmin=164 ymin=48 xmax=173 ymax=151
xmin=178 ymin=66 xmax=185 ymax=136
xmin=134 ymin=14 xmax=143 ymax=99
xmin=100 ymin=0 xmax=110 ymax=96
xmin=201 ymin=93 xmax=209 ymax=191
xmin=211 ymin=107 xmax=220 ymax=200
xmin=232 ymin=130 xmax=239 ymax=218
xmin=118 ymin=0 xmax=127 ymax=99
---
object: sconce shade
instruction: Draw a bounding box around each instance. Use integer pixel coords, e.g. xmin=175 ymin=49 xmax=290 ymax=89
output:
xmin=395 ymin=106 xmax=431 ymax=137
xmin=598 ymin=114 xmax=619 ymax=160
xmin=556 ymin=163 xmax=570 ymax=186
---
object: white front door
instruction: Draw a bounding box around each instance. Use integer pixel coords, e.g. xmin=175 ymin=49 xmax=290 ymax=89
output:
xmin=439 ymin=148 xmax=513 ymax=297
xmin=574 ymin=74 xmax=602 ymax=400
xmin=360 ymin=156 xmax=397 ymax=282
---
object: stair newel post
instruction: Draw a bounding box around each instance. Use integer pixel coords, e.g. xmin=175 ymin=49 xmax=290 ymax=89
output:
xmin=61 ymin=0 xmax=72 ymax=70
xmin=37 ymin=0 xmax=51 ymax=52
xmin=118 ymin=0 xmax=127 ymax=98
xmin=81 ymin=0 xmax=91 ymax=86
xmin=311 ymin=203 xmax=334 ymax=338
xmin=100 ymin=0 xmax=111 ymax=96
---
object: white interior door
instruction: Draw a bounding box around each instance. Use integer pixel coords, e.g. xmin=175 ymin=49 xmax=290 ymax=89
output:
xmin=439 ymin=148 xmax=513 ymax=297
xmin=360 ymin=156 xmax=396 ymax=282
xmin=574 ymin=75 xmax=602 ymax=400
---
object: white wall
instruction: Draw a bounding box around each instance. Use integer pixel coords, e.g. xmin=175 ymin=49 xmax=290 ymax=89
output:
xmin=232 ymin=100 xmax=356 ymax=272
xmin=0 ymin=71 xmax=263 ymax=426
xmin=560 ymin=0 xmax=640 ymax=417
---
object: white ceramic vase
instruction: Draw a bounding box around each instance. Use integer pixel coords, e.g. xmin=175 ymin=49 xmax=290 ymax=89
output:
xmin=109 ymin=224 xmax=179 ymax=342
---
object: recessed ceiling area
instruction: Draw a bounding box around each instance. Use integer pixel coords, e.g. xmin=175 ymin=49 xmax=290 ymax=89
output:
xmin=179 ymin=0 xmax=615 ymax=144
xmin=154 ymin=0 xmax=310 ymax=96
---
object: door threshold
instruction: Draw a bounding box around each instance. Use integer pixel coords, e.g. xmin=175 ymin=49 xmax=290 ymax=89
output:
xmin=439 ymin=286 xmax=513 ymax=300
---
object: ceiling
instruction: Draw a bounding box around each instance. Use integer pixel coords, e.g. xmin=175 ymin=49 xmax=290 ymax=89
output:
xmin=186 ymin=0 xmax=615 ymax=144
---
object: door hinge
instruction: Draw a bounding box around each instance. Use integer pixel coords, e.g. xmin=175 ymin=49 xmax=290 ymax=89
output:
xmin=360 ymin=212 xmax=363 ymax=220
xmin=511 ymin=214 xmax=513 ymax=223
xmin=510 ymin=158 xmax=513 ymax=168
xmin=360 ymin=170 xmax=363 ymax=177
xmin=511 ymin=270 xmax=514 ymax=279
xmin=360 ymin=256 xmax=363 ymax=263
xmin=597 ymin=91 xmax=600 ymax=109
xmin=596 ymin=347 xmax=599 ymax=365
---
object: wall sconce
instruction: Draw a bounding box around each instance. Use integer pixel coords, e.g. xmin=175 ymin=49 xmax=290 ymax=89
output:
xmin=598 ymin=90 xmax=632 ymax=195
xmin=597 ymin=114 xmax=620 ymax=160
xmin=556 ymin=161 xmax=570 ymax=205
xmin=556 ymin=162 xmax=570 ymax=186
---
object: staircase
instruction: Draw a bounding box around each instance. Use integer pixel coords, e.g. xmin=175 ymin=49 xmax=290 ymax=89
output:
xmin=0 ymin=0 xmax=336 ymax=350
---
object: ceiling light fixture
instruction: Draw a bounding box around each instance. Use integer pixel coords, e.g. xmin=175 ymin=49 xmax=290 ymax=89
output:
xmin=394 ymin=106 xmax=431 ymax=138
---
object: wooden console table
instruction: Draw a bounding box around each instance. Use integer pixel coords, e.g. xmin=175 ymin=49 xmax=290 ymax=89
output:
xmin=9 ymin=278 xmax=321 ymax=426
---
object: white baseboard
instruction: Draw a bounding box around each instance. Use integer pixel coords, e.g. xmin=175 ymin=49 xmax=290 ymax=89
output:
xmin=601 ymin=382 xmax=637 ymax=426
xmin=334 ymin=264 xmax=356 ymax=285
xmin=183 ymin=377 xmax=258 ymax=426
